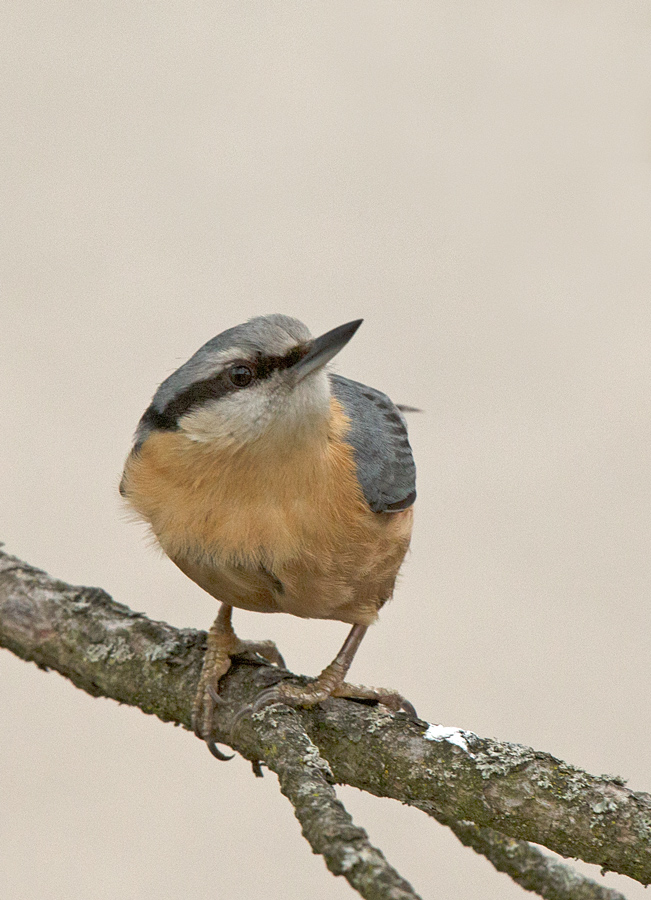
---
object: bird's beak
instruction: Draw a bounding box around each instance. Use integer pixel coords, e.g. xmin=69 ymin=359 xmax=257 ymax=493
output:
xmin=290 ymin=319 xmax=363 ymax=384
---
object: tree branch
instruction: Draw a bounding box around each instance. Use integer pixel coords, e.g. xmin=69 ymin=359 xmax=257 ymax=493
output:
xmin=445 ymin=819 xmax=628 ymax=900
xmin=1 ymin=547 xmax=648 ymax=899
xmin=251 ymin=702 xmax=422 ymax=899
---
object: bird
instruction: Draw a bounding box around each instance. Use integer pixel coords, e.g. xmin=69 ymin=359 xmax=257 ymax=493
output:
xmin=120 ymin=315 xmax=417 ymax=756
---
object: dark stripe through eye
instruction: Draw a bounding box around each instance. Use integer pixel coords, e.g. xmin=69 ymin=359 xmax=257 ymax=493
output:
xmin=139 ymin=343 xmax=309 ymax=433
xmin=256 ymin=344 xmax=306 ymax=378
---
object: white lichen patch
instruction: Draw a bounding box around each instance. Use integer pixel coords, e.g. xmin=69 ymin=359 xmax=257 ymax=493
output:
xmin=84 ymin=636 xmax=133 ymax=664
xmin=591 ymin=799 xmax=619 ymax=815
xmin=473 ymin=741 xmax=536 ymax=780
xmin=424 ymin=723 xmax=472 ymax=752
xmin=302 ymin=742 xmax=334 ymax=779
xmin=144 ymin=638 xmax=180 ymax=662
xmin=366 ymin=709 xmax=395 ymax=733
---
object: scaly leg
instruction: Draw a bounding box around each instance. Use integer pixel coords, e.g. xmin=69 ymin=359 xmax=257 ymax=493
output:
xmin=193 ymin=603 xmax=285 ymax=758
xmin=236 ymin=624 xmax=417 ymax=729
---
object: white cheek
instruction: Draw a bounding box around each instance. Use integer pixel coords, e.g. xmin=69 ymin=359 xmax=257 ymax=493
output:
xmin=273 ymin=371 xmax=331 ymax=433
xmin=177 ymin=371 xmax=331 ymax=446
xmin=178 ymin=391 xmax=272 ymax=444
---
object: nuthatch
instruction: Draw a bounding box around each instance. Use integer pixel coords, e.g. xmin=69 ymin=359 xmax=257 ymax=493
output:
xmin=120 ymin=315 xmax=416 ymax=756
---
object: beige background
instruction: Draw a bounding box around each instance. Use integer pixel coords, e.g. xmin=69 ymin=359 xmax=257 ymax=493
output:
xmin=2 ymin=2 xmax=650 ymax=898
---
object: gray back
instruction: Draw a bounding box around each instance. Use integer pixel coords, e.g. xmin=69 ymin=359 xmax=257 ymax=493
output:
xmin=329 ymin=373 xmax=416 ymax=513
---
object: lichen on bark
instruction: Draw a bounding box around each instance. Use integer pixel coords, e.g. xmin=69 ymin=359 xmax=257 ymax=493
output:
xmin=1 ymin=547 xmax=649 ymax=898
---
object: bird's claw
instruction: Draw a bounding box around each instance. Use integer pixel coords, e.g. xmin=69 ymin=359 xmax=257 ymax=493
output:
xmin=251 ymin=682 xmax=305 ymax=715
xmin=192 ymin=680 xmax=234 ymax=761
xmin=231 ymin=639 xmax=285 ymax=669
xmin=398 ymin=697 xmax=418 ymax=718
xmin=206 ymin=741 xmax=235 ymax=761
xmin=192 ymin=630 xmax=286 ymax=760
xmin=250 ymin=640 xmax=285 ymax=669
xmin=206 ymin=684 xmax=225 ymax=706
xmin=330 ymin=681 xmax=418 ymax=718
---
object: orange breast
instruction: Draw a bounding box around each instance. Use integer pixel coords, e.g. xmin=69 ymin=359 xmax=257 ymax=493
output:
xmin=121 ymin=399 xmax=413 ymax=624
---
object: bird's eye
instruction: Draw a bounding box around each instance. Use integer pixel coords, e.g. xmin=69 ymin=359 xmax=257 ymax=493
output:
xmin=228 ymin=365 xmax=254 ymax=387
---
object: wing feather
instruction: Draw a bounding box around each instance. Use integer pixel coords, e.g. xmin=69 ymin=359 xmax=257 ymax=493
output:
xmin=328 ymin=373 xmax=416 ymax=513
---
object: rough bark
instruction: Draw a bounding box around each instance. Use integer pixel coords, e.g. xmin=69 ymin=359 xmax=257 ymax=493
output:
xmin=446 ymin=820 xmax=628 ymax=900
xmin=251 ymin=703 xmax=423 ymax=899
xmin=1 ymin=547 xmax=648 ymax=899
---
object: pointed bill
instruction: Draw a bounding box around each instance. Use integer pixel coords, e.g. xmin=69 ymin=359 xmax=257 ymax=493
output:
xmin=291 ymin=319 xmax=363 ymax=383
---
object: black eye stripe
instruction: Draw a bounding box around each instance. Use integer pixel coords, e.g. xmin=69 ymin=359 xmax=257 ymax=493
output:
xmin=148 ymin=372 xmax=234 ymax=429
xmin=255 ymin=344 xmax=307 ymax=378
xmin=141 ymin=343 xmax=310 ymax=432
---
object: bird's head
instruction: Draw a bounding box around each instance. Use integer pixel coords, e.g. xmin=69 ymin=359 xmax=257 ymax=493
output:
xmin=134 ymin=315 xmax=362 ymax=450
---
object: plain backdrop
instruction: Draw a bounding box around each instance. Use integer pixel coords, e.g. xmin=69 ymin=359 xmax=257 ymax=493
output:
xmin=2 ymin=2 xmax=650 ymax=899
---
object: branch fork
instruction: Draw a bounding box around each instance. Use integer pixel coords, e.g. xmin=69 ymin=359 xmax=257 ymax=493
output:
xmin=0 ymin=547 xmax=646 ymax=900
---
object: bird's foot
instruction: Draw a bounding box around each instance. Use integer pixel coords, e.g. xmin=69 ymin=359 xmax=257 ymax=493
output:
xmin=231 ymin=675 xmax=417 ymax=739
xmin=229 ymin=622 xmax=417 ymax=742
xmin=192 ymin=648 xmax=235 ymax=760
xmin=231 ymin=638 xmax=285 ymax=669
xmin=193 ymin=609 xmax=285 ymax=759
xmin=249 ymin=678 xmax=338 ymax=714
xmin=331 ymin=681 xmax=418 ymax=717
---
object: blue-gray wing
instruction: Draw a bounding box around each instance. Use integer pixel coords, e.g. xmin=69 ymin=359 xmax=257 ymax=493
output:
xmin=328 ymin=373 xmax=416 ymax=513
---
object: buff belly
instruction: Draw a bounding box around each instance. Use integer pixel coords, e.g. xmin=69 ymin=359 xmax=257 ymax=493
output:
xmin=121 ymin=401 xmax=413 ymax=626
